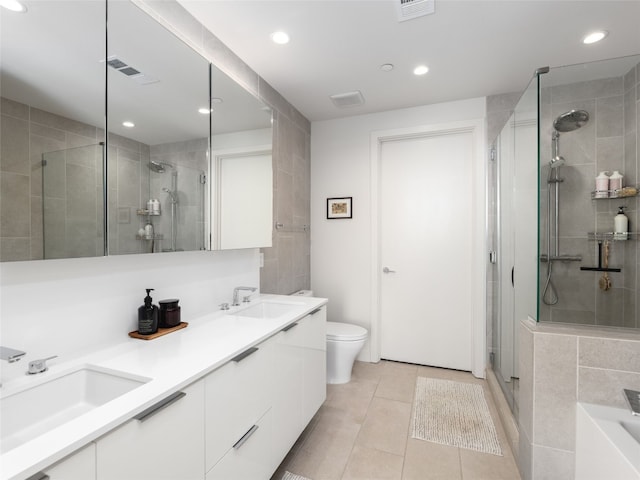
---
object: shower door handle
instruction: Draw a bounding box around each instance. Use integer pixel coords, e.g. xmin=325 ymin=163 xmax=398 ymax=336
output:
xmin=511 ymin=266 xmax=514 ymax=287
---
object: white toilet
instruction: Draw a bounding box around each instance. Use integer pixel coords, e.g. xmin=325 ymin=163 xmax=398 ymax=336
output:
xmin=290 ymin=290 xmax=368 ymax=385
xmin=326 ymin=321 xmax=368 ymax=384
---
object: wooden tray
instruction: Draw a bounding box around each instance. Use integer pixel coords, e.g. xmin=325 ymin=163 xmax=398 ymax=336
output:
xmin=129 ymin=322 xmax=188 ymax=340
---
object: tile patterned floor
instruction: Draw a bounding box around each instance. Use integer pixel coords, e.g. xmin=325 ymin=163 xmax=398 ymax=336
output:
xmin=272 ymin=360 xmax=521 ymax=480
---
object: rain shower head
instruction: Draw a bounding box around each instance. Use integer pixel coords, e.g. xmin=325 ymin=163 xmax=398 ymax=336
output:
xmin=148 ymin=160 xmax=175 ymax=173
xmin=149 ymin=160 xmax=165 ymax=173
xmin=553 ymin=109 xmax=589 ymax=133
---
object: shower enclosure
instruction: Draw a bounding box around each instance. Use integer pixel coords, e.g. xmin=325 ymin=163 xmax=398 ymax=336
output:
xmin=489 ymin=53 xmax=640 ymax=416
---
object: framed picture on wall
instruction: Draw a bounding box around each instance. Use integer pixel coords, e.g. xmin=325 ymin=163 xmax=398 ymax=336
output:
xmin=327 ymin=197 xmax=352 ymax=219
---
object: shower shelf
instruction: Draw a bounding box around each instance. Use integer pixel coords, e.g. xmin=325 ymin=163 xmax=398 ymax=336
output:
xmin=136 ymin=233 xmax=164 ymax=241
xmin=590 ymin=185 xmax=639 ymax=200
xmin=587 ymin=232 xmax=637 ymax=241
xmin=136 ymin=209 xmax=161 ymax=216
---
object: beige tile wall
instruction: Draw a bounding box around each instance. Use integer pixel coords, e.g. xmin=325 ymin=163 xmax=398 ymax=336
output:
xmin=519 ymin=319 xmax=640 ymax=480
xmin=134 ymin=0 xmax=311 ymax=294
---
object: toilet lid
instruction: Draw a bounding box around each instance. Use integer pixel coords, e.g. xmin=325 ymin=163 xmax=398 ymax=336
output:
xmin=326 ymin=321 xmax=368 ymax=341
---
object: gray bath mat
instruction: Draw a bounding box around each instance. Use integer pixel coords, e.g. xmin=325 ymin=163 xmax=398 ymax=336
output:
xmin=411 ymin=377 xmax=503 ymax=456
xmin=282 ymin=472 xmax=312 ymax=480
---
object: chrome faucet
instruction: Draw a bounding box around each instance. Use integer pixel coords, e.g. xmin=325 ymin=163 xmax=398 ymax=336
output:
xmin=0 ymin=346 xmax=26 ymax=363
xmin=232 ymin=286 xmax=257 ymax=306
xmin=28 ymin=355 xmax=58 ymax=375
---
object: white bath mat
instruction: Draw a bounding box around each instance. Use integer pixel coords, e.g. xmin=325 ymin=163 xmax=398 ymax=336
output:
xmin=282 ymin=472 xmax=312 ymax=480
xmin=411 ymin=377 xmax=503 ymax=456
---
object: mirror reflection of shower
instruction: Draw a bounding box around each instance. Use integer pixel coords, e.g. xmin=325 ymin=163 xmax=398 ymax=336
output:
xmin=542 ymin=109 xmax=589 ymax=305
xmin=149 ymin=160 xmax=178 ymax=252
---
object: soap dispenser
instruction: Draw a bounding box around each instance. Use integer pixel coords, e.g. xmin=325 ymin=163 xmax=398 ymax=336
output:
xmin=614 ymin=206 xmax=628 ymax=241
xmin=138 ymin=288 xmax=159 ymax=335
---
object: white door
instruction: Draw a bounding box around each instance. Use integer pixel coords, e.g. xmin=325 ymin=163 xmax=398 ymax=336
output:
xmin=214 ymin=149 xmax=272 ymax=250
xmin=379 ymin=131 xmax=475 ymax=371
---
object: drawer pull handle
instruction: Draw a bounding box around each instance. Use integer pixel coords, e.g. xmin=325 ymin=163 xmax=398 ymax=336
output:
xmin=309 ymin=308 xmax=322 ymax=315
xmin=233 ymin=424 xmax=259 ymax=450
xmin=135 ymin=391 xmax=186 ymax=422
xmin=26 ymin=474 xmax=49 ymax=480
xmin=231 ymin=347 xmax=258 ymax=363
xmin=281 ymin=322 xmax=298 ymax=332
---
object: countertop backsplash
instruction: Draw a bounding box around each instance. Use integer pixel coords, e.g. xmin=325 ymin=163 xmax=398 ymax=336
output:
xmin=0 ymin=248 xmax=260 ymax=384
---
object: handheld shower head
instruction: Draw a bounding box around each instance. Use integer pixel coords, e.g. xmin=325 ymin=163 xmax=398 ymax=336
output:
xmin=162 ymin=187 xmax=178 ymax=203
xmin=549 ymin=156 xmax=565 ymax=169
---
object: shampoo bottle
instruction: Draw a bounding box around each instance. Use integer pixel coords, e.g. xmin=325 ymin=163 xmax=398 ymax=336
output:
xmin=609 ymin=171 xmax=624 ymax=195
xmin=614 ymin=206 xmax=628 ymax=241
xmin=595 ymin=171 xmax=610 ymax=198
xmin=138 ymin=288 xmax=159 ymax=335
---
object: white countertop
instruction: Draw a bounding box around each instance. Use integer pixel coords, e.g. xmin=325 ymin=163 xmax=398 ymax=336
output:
xmin=0 ymin=294 xmax=327 ymax=480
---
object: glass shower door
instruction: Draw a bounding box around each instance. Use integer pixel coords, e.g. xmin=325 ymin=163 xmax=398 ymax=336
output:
xmin=42 ymin=144 xmax=105 ymax=259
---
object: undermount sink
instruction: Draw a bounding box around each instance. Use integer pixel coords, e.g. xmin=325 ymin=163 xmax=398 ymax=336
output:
xmin=233 ymin=300 xmax=305 ymax=319
xmin=0 ymin=365 xmax=150 ymax=453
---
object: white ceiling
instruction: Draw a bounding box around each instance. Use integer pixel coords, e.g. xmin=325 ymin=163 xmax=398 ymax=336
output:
xmin=178 ymin=0 xmax=640 ymax=122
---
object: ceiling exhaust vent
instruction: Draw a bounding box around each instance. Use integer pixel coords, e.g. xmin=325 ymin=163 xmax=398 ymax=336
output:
xmin=396 ymin=0 xmax=435 ymax=22
xmin=330 ymin=91 xmax=365 ymax=108
xmin=104 ymin=56 xmax=159 ymax=85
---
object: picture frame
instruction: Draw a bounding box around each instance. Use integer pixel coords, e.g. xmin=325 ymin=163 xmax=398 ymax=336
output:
xmin=327 ymin=197 xmax=352 ymax=219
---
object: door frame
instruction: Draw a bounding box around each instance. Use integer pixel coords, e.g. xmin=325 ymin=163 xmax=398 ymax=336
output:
xmin=369 ymin=119 xmax=487 ymax=378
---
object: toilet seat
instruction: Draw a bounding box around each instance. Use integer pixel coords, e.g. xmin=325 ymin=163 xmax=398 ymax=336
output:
xmin=326 ymin=321 xmax=367 ymax=342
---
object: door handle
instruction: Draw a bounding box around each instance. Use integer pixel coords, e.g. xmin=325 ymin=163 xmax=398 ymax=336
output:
xmin=383 ymin=267 xmax=396 ymax=273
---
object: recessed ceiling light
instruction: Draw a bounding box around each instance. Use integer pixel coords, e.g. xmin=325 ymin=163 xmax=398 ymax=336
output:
xmin=122 ymin=121 xmax=135 ymax=128
xmin=380 ymin=64 xmax=394 ymax=72
xmin=413 ymin=65 xmax=429 ymax=76
xmin=0 ymin=0 xmax=27 ymax=12
xmin=583 ymin=30 xmax=608 ymax=44
xmin=198 ymin=107 xmax=211 ymax=114
xmin=271 ymin=31 xmax=290 ymax=45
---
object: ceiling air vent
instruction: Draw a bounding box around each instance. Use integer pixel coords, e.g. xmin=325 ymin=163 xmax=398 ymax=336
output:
xmin=396 ymin=0 xmax=435 ymax=22
xmin=104 ymin=56 xmax=159 ymax=85
xmin=330 ymin=91 xmax=365 ymax=108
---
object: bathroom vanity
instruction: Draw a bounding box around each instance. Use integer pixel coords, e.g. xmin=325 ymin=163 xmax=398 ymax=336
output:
xmin=0 ymin=295 xmax=327 ymax=480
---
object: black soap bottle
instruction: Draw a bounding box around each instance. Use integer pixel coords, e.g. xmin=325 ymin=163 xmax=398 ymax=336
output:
xmin=138 ymin=288 xmax=159 ymax=335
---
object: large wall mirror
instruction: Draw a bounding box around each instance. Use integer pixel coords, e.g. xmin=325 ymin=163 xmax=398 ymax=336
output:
xmin=1 ymin=1 xmax=106 ymax=262
xmin=0 ymin=0 xmax=273 ymax=261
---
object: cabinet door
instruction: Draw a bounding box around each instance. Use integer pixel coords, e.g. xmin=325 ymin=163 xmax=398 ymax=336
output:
xmin=96 ymin=380 xmax=205 ymax=480
xmin=205 ymin=409 xmax=272 ymax=480
xmin=302 ymin=306 xmax=327 ymax=423
xmin=272 ymin=325 xmax=305 ymax=462
xmin=205 ymin=338 xmax=274 ymax=471
xmin=272 ymin=307 xmax=327 ymax=462
xmin=41 ymin=444 xmax=96 ymax=480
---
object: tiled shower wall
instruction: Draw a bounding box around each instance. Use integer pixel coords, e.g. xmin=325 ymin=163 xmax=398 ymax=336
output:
xmin=539 ymin=62 xmax=640 ymax=328
xmin=0 ymin=97 xmax=105 ymax=261
xmin=135 ymin=0 xmax=311 ymax=295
